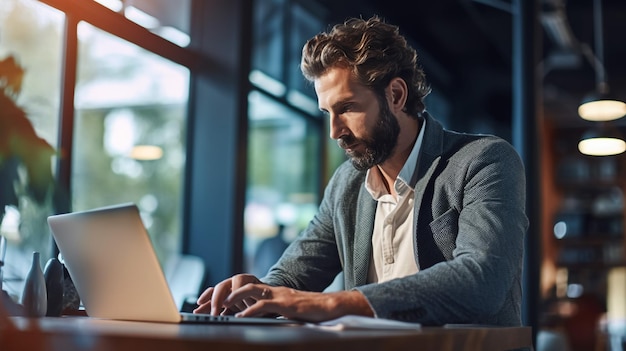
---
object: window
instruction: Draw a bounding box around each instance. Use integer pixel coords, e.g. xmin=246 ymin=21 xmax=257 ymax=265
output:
xmin=251 ymin=0 xmax=285 ymax=84
xmin=0 ymin=0 xmax=190 ymax=301
xmin=245 ymin=91 xmax=322 ymax=275
xmin=73 ymin=22 xmax=189 ymax=263
xmin=244 ymin=0 xmax=345 ymax=275
xmin=1 ymin=0 xmax=343 ymax=301
xmin=0 ymin=0 xmax=64 ymax=300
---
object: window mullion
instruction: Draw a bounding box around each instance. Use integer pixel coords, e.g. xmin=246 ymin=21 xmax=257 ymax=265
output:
xmin=54 ymin=13 xmax=79 ymax=217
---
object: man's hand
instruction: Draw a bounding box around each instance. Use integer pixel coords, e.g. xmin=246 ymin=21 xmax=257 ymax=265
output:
xmin=193 ymin=273 xmax=374 ymax=322
xmin=194 ymin=273 xmax=262 ymax=316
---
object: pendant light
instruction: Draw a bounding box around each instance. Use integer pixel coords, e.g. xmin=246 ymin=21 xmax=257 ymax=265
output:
xmin=578 ymin=123 xmax=626 ymax=156
xmin=578 ymin=0 xmax=625 ymax=156
xmin=579 ymin=83 xmax=626 ymax=122
xmin=577 ymin=0 xmax=626 ymax=122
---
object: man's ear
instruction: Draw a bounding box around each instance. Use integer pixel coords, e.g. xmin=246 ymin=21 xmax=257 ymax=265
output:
xmin=387 ymin=77 xmax=408 ymax=113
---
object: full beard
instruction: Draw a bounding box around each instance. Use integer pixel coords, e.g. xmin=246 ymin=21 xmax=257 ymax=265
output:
xmin=337 ymin=99 xmax=400 ymax=171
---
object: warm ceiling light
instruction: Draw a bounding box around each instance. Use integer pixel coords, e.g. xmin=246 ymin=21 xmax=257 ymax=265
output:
xmin=577 ymin=0 xmax=626 ymax=122
xmin=578 ymin=137 xmax=626 ymax=156
xmin=578 ymin=125 xmax=626 ymax=156
xmin=578 ymin=92 xmax=626 ymax=121
xmin=129 ymin=145 xmax=163 ymax=160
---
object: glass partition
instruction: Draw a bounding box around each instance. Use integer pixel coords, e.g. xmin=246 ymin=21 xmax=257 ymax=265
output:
xmin=73 ymin=22 xmax=189 ymax=263
xmin=245 ymin=0 xmax=347 ymax=278
xmin=245 ymin=91 xmax=321 ymax=276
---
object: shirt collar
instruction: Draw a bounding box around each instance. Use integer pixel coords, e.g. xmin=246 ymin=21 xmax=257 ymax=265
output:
xmin=398 ymin=117 xmax=426 ymax=187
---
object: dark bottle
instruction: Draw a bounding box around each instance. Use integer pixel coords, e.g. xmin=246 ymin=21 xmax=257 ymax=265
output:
xmin=21 ymin=251 xmax=48 ymax=317
xmin=44 ymin=257 xmax=64 ymax=316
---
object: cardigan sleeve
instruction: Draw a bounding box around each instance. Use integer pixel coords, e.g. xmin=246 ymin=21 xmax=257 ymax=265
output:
xmin=260 ymin=161 xmax=362 ymax=292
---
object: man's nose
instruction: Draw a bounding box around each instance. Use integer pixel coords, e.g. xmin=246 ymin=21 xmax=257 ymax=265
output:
xmin=329 ymin=114 xmax=347 ymax=140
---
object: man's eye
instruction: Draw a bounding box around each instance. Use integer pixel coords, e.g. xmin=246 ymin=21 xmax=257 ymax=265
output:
xmin=340 ymin=104 xmax=353 ymax=114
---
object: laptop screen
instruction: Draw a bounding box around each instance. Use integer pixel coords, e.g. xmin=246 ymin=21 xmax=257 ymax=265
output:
xmin=48 ymin=203 xmax=182 ymax=323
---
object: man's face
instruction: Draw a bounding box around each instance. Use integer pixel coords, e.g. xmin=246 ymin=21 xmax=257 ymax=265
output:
xmin=315 ymin=67 xmax=400 ymax=171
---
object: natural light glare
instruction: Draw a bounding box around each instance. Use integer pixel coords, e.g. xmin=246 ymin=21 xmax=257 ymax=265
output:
xmin=287 ymin=90 xmax=319 ymax=116
xmin=156 ymin=26 xmax=190 ymax=47
xmin=245 ymin=203 xmax=277 ymax=238
xmin=104 ymin=109 xmax=136 ymax=156
xmin=111 ymin=157 xmax=143 ymax=178
xmin=0 ymin=0 xmax=64 ymax=147
xmin=75 ymin=22 xmax=188 ymax=109
xmin=93 ymin=0 xmax=123 ymax=12
xmin=91 ymin=0 xmax=190 ymax=47
xmin=249 ymin=70 xmax=286 ymax=97
xmin=124 ymin=6 xmax=159 ymax=29
xmin=139 ymin=194 xmax=159 ymax=212
xmin=0 ymin=206 xmax=21 ymax=242
xmin=0 ymin=0 xmax=60 ymax=30
xmin=248 ymin=90 xmax=289 ymax=121
xmin=275 ymin=203 xmax=298 ymax=225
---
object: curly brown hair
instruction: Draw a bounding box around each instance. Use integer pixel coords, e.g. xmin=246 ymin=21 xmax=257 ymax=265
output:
xmin=300 ymin=16 xmax=431 ymax=118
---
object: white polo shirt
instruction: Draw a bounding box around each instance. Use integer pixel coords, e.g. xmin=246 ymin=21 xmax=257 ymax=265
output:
xmin=365 ymin=119 xmax=425 ymax=283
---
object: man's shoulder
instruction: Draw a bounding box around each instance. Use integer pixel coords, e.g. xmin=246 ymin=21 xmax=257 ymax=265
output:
xmin=424 ymin=113 xmax=517 ymax=157
xmin=326 ymin=160 xmax=366 ymax=192
xmin=442 ymin=130 xmax=519 ymax=158
xmin=331 ymin=160 xmax=366 ymax=180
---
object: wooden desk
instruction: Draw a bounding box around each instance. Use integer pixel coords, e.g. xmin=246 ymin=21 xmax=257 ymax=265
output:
xmin=1 ymin=316 xmax=533 ymax=351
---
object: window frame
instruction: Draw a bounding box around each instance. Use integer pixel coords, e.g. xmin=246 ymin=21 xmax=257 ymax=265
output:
xmin=39 ymin=0 xmax=202 ymax=209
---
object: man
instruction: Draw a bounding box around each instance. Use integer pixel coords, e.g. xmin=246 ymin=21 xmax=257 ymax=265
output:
xmin=194 ymin=16 xmax=528 ymax=326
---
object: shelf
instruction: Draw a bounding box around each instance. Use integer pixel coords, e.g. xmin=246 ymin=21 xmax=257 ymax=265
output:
xmin=558 ymin=182 xmax=624 ymax=192
xmin=556 ymin=242 xmax=626 ymax=268
xmin=555 ymin=236 xmax=623 ymax=245
xmin=544 ymin=121 xmax=626 ymax=308
xmin=556 ymin=261 xmax=626 ymax=270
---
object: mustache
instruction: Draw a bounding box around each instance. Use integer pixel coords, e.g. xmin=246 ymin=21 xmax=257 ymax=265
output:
xmin=337 ymin=135 xmax=357 ymax=149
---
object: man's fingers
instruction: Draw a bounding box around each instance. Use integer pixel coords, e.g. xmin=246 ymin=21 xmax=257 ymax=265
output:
xmin=224 ymin=284 xmax=272 ymax=311
xmin=194 ymin=286 xmax=215 ymax=314
xmin=219 ymin=306 xmax=240 ymax=316
xmin=233 ymin=301 xmax=247 ymax=312
xmin=192 ymin=300 xmax=211 ymax=314
xmin=259 ymin=287 xmax=271 ymax=300
xmin=235 ymin=300 xmax=269 ymax=317
xmin=193 ymin=274 xmax=264 ymax=316
xmin=196 ymin=287 xmax=215 ymax=305
xmin=234 ymin=298 xmax=284 ymax=318
xmin=210 ymin=279 xmax=234 ymax=315
xmin=231 ymin=274 xmax=261 ymax=288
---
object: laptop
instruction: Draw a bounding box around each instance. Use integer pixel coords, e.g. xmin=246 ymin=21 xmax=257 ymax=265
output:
xmin=47 ymin=203 xmax=297 ymax=325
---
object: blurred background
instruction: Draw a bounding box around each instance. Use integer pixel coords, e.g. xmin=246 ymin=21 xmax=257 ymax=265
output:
xmin=1 ymin=1 xmax=625 ymax=349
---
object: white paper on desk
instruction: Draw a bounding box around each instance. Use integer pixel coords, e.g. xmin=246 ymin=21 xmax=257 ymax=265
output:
xmin=311 ymin=315 xmax=421 ymax=331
